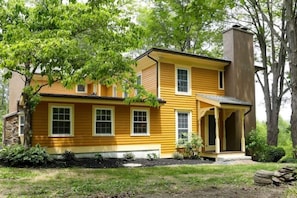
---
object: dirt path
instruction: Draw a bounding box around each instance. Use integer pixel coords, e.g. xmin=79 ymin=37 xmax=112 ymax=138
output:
xmin=135 ymin=185 xmax=287 ymax=198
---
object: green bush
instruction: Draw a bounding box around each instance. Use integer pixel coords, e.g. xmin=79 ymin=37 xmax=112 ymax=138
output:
xmin=147 ymin=153 xmax=158 ymax=161
xmin=264 ymin=146 xmax=286 ymax=162
xmin=173 ymin=152 xmax=184 ymax=160
xmin=95 ymin=153 xmax=104 ymax=162
xmin=246 ymin=129 xmax=267 ymax=161
xmin=62 ymin=150 xmax=76 ymax=162
xmin=0 ymin=144 xmax=50 ymax=167
xmin=123 ymin=152 xmax=135 ymax=160
xmin=184 ymin=134 xmax=203 ymax=159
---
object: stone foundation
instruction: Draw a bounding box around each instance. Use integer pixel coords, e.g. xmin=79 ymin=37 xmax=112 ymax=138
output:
xmin=3 ymin=114 xmax=20 ymax=145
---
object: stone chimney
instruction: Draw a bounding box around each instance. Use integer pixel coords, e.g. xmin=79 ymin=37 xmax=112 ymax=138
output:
xmin=223 ymin=26 xmax=256 ymax=146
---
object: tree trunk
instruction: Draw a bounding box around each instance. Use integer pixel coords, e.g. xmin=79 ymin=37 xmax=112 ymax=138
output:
xmin=23 ymin=93 xmax=32 ymax=148
xmin=267 ymin=111 xmax=280 ymax=145
xmin=284 ymin=0 xmax=297 ymax=156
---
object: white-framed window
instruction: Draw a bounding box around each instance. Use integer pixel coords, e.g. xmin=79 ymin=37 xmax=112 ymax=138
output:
xmin=175 ymin=67 xmax=191 ymax=95
xmin=135 ymin=73 xmax=142 ymax=95
xmin=93 ymin=106 xmax=115 ymax=136
xmin=49 ymin=104 xmax=74 ymax=137
xmin=112 ymin=85 xmax=117 ymax=97
xmin=175 ymin=110 xmax=192 ymax=144
xmin=131 ymin=108 xmax=150 ymax=136
xmin=76 ymin=84 xmax=87 ymax=93
xmin=218 ymin=71 xmax=224 ymax=90
xmin=123 ymin=91 xmax=129 ymax=98
xmin=18 ymin=113 xmax=25 ymax=136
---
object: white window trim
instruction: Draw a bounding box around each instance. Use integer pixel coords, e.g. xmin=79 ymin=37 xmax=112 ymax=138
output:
xmin=112 ymin=85 xmax=117 ymax=97
xmin=92 ymin=106 xmax=115 ymax=136
xmin=175 ymin=66 xmax=192 ymax=96
xmin=218 ymin=70 xmax=224 ymax=90
xmin=76 ymin=84 xmax=87 ymax=93
xmin=135 ymin=73 xmax=142 ymax=95
xmin=18 ymin=112 xmax=24 ymax=136
xmin=93 ymin=83 xmax=98 ymax=95
xmin=175 ymin=110 xmax=192 ymax=144
xmin=48 ymin=104 xmax=74 ymax=137
xmin=130 ymin=107 xmax=150 ymax=136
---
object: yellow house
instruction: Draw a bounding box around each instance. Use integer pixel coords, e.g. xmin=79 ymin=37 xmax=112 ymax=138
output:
xmin=3 ymin=26 xmax=256 ymax=160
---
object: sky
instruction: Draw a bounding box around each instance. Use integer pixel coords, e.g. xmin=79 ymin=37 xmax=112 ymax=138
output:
xmin=255 ymin=81 xmax=291 ymax=122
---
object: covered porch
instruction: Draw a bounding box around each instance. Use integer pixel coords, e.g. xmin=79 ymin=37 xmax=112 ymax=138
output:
xmin=196 ymin=94 xmax=252 ymax=161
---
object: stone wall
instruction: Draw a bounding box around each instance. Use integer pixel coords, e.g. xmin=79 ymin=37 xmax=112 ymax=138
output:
xmin=3 ymin=115 xmax=20 ymax=145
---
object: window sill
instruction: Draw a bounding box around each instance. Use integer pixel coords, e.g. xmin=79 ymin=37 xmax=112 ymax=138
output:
xmin=131 ymin=134 xmax=150 ymax=137
xmin=49 ymin=135 xmax=74 ymax=138
xmin=93 ymin=134 xmax=115 ymax=137
xmin=175 ymin=92 xmax=192 ymax=96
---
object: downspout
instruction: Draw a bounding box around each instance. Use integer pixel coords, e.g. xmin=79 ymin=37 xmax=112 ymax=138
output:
xmin=147 ymin=54 xmax=159 ymax=98
xmin=244 ymin=105 xmax=252 ymax=116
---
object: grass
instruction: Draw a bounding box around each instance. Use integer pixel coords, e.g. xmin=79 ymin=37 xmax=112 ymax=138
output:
xmin=0 ymin=163 xmax=296 ymax=197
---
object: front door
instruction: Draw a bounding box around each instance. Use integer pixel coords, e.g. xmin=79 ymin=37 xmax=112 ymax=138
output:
xmin=205 ymin=114 xmax=216 ymax=151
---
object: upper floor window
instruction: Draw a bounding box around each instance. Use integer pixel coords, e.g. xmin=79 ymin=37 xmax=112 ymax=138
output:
xmin=131 ymin=108 xmax=150 ymax=136
xmin=93 ymin=106 xmax=115 ymax=136
xmin=218 ymin=71 xmax=224 ymax=90
xmin=175 ymin=68 xmax=191 ymax=95
xmin=76 ymin=84 xmax=87 ymax=93
xmin=112 ymin=85 xmax=117 ymax=97
xmin=135 ymin=74 xmax=142 ymax=95
xmin=176 ymin=67 xmax=191 ymax=95
xmin=49 ymin=104 xmax=74 ymax=137
xmin=18 ymin=113 xmax=25 ymax=136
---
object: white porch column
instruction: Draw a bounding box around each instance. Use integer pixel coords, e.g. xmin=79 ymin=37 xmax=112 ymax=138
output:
xmin=215 ymin=107 xmax=220 ymax=153
xmin=241 ymin=110 xmax=246 ymax=152
xmin=223 ymin=110 xmax=226 ymax=151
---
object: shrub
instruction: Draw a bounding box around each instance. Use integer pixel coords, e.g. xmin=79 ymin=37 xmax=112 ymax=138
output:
xmin=147 ymin=153 xmax=158 ymax=161
xmin=0 ymin=144 xmax=50 ymax=167
xmin=246 ymin=129 xmax=267 ymax=161
xmin=264 ymin=146 xmax=286 ymax=162
xmin=95 ymin=153 xmax=104 ymax=162
xmin=123 ymin=152 xmax=135 ymax=161
xmin=62 ymin=150 xmax=76 ymax=162
xmin=173 ymin=152 xmax=184 ymax=160
xmin=184 ymin=134 xmax=203 ymax=159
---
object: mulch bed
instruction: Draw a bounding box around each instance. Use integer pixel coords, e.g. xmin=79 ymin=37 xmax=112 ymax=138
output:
xmin=48 ymin=158 xmax=214 ymax=168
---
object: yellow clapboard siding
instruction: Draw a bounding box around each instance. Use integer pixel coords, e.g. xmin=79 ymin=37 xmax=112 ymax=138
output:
xmin=32 ymin=55 xmax=226 ymax=157
xmin=32 ymin=101 xmax=172 ymax=151
xmin=142 ymin=64 xmax=157 ymax=95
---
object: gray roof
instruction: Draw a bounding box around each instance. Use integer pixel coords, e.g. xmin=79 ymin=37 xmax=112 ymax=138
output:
xmin=197 ymin=94 xmax=251 ymax=106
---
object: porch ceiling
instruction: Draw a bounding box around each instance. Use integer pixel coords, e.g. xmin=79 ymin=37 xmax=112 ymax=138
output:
xmin=197 ymin=94 xmax=251 ymax=110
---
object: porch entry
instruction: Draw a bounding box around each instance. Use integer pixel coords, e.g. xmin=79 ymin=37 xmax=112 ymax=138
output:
xmin=197 ymin=94 xmax=252 ymax=154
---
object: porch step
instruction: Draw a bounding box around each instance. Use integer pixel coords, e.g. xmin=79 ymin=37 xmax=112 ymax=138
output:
xmin=214 ymin=155 xmax=252 ymax=164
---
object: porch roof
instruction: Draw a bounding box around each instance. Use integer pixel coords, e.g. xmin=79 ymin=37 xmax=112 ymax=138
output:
xmin=196 ymin=94 xmax=251 ymax=109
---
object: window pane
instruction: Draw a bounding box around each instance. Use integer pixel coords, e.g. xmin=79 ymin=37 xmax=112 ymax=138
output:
xmin=52 ymin=107 xmax=71 ymax=135
xmin=177 ymin=69 xmax=188 ymax=92
xmin=177 ymin=112 xmax=189 ymax=141
xmin=95 ymin=109 xmax=112 ymax=134
xmin=133 ymin=110 xmax=148 ymax=134
xmin=219 ymin=71 xmax=224 ymax=89
xmin=77 ymin=84 xmax=86 ymax=92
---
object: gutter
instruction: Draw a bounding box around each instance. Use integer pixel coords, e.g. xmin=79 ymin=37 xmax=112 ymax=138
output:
xmin=147 ymin=54 xmax=159 ymax=98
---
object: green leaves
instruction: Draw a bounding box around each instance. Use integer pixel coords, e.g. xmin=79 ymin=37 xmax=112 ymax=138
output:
xmin=138 ymin=0 xmax=234 ymax=55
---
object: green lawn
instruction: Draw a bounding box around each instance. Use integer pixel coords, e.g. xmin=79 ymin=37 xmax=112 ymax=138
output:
xmin=0 ymin=163 xmax=296 ymax=197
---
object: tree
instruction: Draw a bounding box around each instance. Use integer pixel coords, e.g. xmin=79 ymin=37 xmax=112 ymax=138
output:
xmin=137 ymin=0 xmax=235 ymax=55
xmin=236 ymin=0 xmax=290 ymax=146
xmin=0 ymin=69 xmax=8 ymax=144
xmin=284 ymin=0 xmax=297 ymax=156
xmin=0 ymin=70 xmax=8 ymax=116
xmin=0 ymin=0 xmax=147 ymax=147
